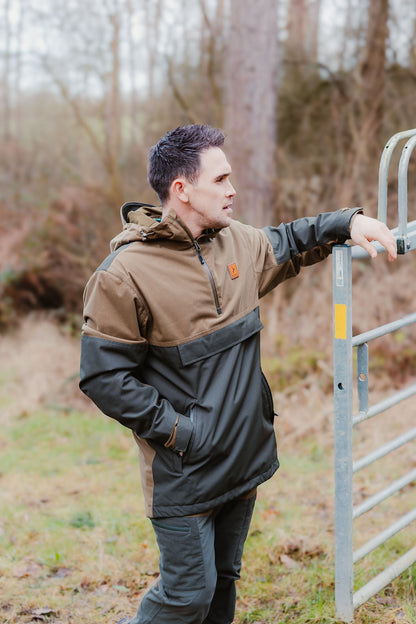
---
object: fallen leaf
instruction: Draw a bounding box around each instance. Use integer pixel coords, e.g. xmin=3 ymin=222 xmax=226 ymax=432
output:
xmin=29 ymin=607 xmax=58 ymax=621
xmin=31 ymin=608 xmax=57 ymax=615
xmin=50 ymin=567 xmax=72 ymax=578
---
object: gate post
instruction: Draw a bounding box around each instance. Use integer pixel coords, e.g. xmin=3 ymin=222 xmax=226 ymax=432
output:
xmin=333 ymin=244 xmax=354 ymax=622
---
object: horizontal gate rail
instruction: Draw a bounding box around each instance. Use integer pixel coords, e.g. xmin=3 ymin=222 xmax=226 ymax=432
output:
xmin=353 ymin=545 xmax=416 ymax=610
xmin=352 ymin=312 xmax=416 ymax=345
xmin=352 ymin=467 xmax=416 ymax=519
xmin=353 ymin=384 xmax=416 ymax=425
xmin=353 ymin=426 xmax=416 ymax=473
xmin=354 ymin=508 xmax=416 ymax=564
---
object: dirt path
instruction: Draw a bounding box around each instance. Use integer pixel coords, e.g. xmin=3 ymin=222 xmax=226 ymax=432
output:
xmin=0 ymin=314 xmax=89 ymax=423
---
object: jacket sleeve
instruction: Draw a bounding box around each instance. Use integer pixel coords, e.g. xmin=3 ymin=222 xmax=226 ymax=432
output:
xmin=255 ymin=207 xmax=362 ymax=296
xmin=79 ymin=268 xmax=193 ymax=453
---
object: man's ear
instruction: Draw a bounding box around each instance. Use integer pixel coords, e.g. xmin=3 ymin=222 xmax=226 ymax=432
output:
xmin=170 ymin=177 xmax=189 ymax=203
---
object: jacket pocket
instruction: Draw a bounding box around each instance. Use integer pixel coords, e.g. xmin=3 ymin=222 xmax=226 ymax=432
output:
xmin=152 ymin=439 xmax=183 ymax=476
xmin=261 ymin=372 xmax=275 ymax=423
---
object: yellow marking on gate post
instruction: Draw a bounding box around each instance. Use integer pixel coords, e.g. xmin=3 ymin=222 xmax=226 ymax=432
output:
xmin=334 ymin=304 xmax=347 ymax=339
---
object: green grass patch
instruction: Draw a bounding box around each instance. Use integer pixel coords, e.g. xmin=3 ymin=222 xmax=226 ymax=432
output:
xmin=1 ymin=407 xmax=415 ymax=623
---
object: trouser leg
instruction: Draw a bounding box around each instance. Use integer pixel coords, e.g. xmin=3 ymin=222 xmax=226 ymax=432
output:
xmin=129 ymin=512 xmax=217 ymax=624
xmin=203 ymin=492 xmax=257 ymax=624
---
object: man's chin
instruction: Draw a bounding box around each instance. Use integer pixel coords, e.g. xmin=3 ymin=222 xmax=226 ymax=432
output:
xmin=207 ymin=214 xmax=233 ymax=231
xmin=222 ymin=208 xmax=233 ymax=224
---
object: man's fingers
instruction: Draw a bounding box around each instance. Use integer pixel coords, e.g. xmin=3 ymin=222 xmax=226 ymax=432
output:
xmin=375 ymin=226 xmax=397 ymax=260
xmin=350 ymin=214 xmax=397 ymax=260
xmin=359 ymin=237 xmax=378 ymax=258
xmin=383 ymin=234 xmax=397 ymax=261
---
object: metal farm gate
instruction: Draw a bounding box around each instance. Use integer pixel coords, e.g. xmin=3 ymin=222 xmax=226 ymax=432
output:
xmin=332 ymin=130 xmax=416 ymax=622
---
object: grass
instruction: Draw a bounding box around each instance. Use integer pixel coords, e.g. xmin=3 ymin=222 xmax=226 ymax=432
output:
xmin=1 ymin=404 xmax=416 ymax=624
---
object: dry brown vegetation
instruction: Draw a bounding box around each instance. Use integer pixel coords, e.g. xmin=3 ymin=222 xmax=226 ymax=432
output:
xmin=1 ymin=1 xmax=416 ymax=330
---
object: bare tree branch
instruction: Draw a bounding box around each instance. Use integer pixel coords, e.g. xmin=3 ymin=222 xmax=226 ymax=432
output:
xmin=166 ymin=56 xmax=202 ymax=125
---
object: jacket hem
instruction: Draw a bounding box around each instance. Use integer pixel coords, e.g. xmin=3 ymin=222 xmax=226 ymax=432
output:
xmin=148 ymin=459 xmax=280 ymax=519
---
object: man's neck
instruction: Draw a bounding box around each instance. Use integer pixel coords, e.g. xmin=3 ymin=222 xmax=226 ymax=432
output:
xmin=162 ymin=202 xmax=202 ymax=240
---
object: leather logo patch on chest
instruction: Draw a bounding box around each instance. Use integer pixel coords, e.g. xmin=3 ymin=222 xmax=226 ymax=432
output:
xmin=228 ymin=262 xmax=239 ymax=279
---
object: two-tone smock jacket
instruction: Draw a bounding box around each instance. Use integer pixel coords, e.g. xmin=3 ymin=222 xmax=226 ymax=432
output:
xmin=80 ymin=203 xmax=361 ymax=518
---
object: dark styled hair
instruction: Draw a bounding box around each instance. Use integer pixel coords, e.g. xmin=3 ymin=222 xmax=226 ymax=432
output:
xmin=148 ymin=124 xmax=225 ymax=203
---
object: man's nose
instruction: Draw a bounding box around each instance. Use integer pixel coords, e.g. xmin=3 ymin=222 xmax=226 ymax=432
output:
xmin=227 ymin=180 xmax=236 ymax=197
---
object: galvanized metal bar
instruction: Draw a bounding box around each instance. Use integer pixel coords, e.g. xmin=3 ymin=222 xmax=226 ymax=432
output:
xmin=353 ymin=383 xmax=416 ymax=426
xmin=353 ymin=426 xmax=416 ymax=473
xmin=402 ymin=228 xmax=416 ymax=253
xmin=352 ymin=312 xmax=416 ymax=347
xmin=353 ymin=507 xmax=416 ymax=563
xmin=333 ymin=130 xmax=416 ymax=620
xmin=353 ymin=545 xmax=416 ymax=609
xmin=353 ymin=467 xmax=416 ymax=519
xmin=333 ymin=245 xmax=354 ymax=623
xmin=357 ymin=344 xmax=369 ymax=414
xmin=378 ymin=129 xmax=416 ymax=223
xmin=398 ymin=135 xmax=416 ymax=250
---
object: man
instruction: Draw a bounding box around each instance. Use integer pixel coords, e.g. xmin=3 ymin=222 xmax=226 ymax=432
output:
xmin=79 ymin=124 xmax=396 ymax=624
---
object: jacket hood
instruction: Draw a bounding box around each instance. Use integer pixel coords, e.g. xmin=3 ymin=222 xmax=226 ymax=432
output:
xmin=110 ymin=201 xmax=219 ymax=252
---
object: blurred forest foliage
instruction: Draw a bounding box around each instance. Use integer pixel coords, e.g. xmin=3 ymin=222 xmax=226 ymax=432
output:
xmin=1 ymin=0 xmax=416 ymax=329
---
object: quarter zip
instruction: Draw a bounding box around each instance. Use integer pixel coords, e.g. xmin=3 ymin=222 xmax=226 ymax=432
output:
xmin=175 ymin=218 xmax=222 ymax=315
xmin=193 ymin=240 xmax=222 ymax=315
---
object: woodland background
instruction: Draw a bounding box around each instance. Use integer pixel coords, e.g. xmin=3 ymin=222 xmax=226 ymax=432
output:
xmin=0 ymin=0 xmax=416 ymax=331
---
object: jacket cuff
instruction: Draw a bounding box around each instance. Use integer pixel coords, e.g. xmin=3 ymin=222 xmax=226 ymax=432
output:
xmin=338 ymin=207 xmax=364 ymax=240
xmin=340 ymin=206 xmax=364 ymax=226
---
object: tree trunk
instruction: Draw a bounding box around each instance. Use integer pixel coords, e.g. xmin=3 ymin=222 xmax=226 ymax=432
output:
xmin=223 ymin=0 xmax=279 ymax=226
xmin=105 ymin=11 xmax=123 ymax=206
xmin=144 ymin=0 xmax=163 ymax=99
xmin=341 ymin=0 xmax=389 ymax=207
xmin=199 ymin=0 xmax=225 ymax=125
xmin=285 ymin=0 xmax=308 ymax=68
xmin=359 ymin=0 xmax=389 ymax=151
xmin=307 ymin=0 xmax=321 ymax=67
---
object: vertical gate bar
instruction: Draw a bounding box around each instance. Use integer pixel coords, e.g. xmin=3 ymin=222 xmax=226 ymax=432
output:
xmin=378 ymin=137 xmax=396 ymax=223
xmin=333 ymin=245 xmax=354 ymax=623
xmin=377 ymin=128 xmax=416 ymax=223
xmin=398 ymin=134 xmax=416 ymax=249
xmin=357 ymin=343 xmax=369 ymax=414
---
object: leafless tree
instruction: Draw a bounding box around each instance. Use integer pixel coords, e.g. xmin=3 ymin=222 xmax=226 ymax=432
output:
xmin=199 ymin=0 xmax=225 ymax=125
xmin=224 ymin=0 xmax=279 ymax=226
xmin=340 ymin=0 xmax=389 ymax=206
xmin=284 ymin=0 xmax=321 ymax=74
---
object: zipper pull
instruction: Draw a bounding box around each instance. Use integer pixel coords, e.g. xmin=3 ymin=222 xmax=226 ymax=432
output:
xmin=193 ymin=241 xmax=205 ymax=264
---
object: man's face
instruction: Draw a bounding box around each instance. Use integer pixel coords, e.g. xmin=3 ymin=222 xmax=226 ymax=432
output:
xmin=185 ymin=147 xmax=236 ymax=235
